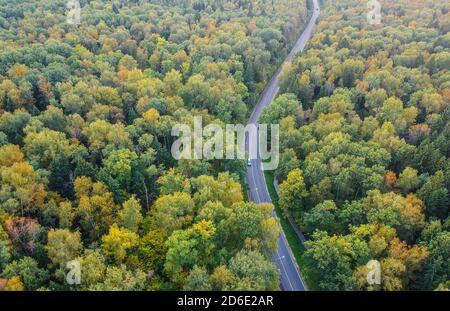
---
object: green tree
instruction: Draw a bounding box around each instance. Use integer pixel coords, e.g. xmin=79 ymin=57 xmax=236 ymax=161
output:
xmin=48 ymin=153 xmax=73 ymax=198
xmin=89 ymin=265 xmax=147 ymax=291
xmin=101 ymin=224 xmax=139 ymax=263
xmin=77 ymin=250 xmax=107 ymax=289
xmin=1 ymin=257 xmax=49 ymax=290
xmin=227 ymin=249 xmax=279 ymax=291
xmin=276 ymin=148 xmax=300 ymax=181
xmin=118 ymin=196 xmax=143 ymax=233
xmin=156 ymin=168 xmax=190 ymax=195
xmin=183 ymin=266 xmax=212 ymax=291
xmin=45 ymin=229 xmax=83 ymax=268
xmin=0 ymin=239 xmax=11 ymax=271
xmin=418 ymin=222 xmax=450 ymax=290
xmin=417 ymin=171 xmax=449 ymax=220
xmin=339 ymin=59 xmax=365 ymax=87
xmin=260 ymin=93 xmax=301 ymax=125
xmin=149 ymin=192 xmax=196 ymax=237
xmin=304 ymin=231 xmax=370 ymax=291
xmin=279 ymin=168 xmax=309 ymax=221
xmin=396 ymin=167 xmax=420 ymax=194
xmin=23 ymin=128 xmax=73 ymax=169
xmin=303 ymin=200 xmax=338 ymax=233
xmin=164 ymin=220 xmax=216 ymax=284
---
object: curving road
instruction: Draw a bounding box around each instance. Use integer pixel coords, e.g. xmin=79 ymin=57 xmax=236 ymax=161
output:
xmin=246 ymin=0 xmax=320 ymax=291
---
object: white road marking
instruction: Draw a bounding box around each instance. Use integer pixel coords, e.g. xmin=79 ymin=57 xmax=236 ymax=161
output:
xmin=275 ymin=242 xmax=294 ymax=291
xmin=249 ymin=156 xmax=296 ymax=290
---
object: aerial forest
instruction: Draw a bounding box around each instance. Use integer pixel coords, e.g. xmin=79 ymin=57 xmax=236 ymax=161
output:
xmin=275 ymin=0 xmax=449 ymax=291
xmin=0 ymin=0 xmax=308 ymax=290
xmin=0 ymin=0 xmax=448 ymax=292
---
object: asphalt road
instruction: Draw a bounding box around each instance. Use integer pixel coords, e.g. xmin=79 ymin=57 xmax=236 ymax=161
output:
xmin=246 ymin=0 xmax=320 ymax=291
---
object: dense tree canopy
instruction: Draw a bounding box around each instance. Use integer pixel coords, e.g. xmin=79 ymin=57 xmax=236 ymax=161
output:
xmin=275 ymin=0 xmax=449 ymax=291
xmin=0 ymin=0 xmax=448 ymax=292
xmin=0 ymin=0 xmax=308 ymax=291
